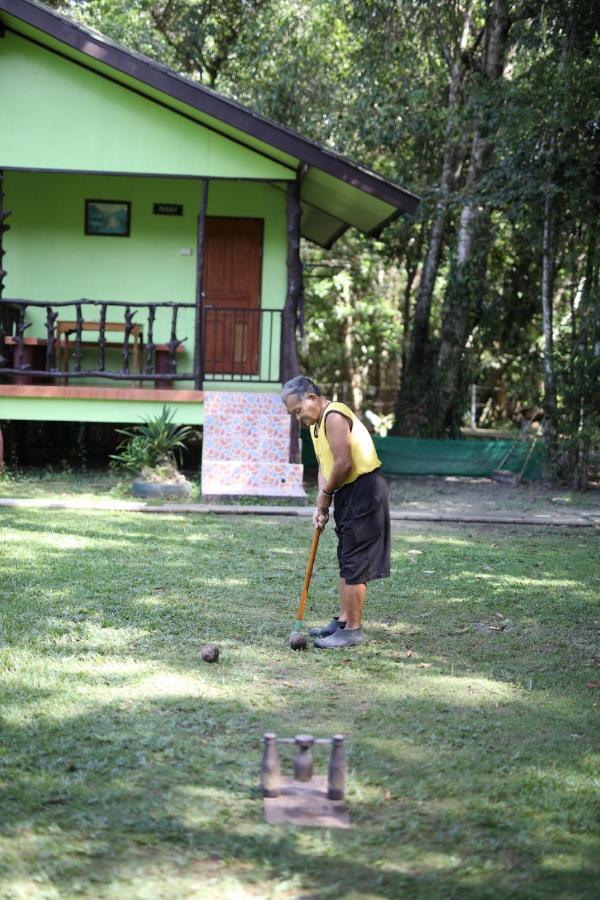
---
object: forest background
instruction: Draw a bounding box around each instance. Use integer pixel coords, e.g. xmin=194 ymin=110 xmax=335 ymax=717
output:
xmin=45 ymin=0 xmax=599 ymax=486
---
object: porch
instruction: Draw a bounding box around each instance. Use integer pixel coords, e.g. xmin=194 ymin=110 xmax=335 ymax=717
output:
xmin=0 ymin=296 xmax=283 ymax=392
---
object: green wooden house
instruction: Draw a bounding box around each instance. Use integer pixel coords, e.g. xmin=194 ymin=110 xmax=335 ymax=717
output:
xmin=0 ymin=0 xmax=419 ymax=496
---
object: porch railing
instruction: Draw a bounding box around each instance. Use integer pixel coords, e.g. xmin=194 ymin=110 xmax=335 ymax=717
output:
xmin=0 ymin=298 xmax=282 ymax=386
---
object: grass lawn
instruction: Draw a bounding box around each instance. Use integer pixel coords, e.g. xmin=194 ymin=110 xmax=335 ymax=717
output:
xmin=0 ymin=509 xmax=598 ymax=899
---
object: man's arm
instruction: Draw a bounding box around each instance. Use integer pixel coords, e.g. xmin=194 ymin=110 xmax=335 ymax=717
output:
xmin=315 ymin=413 xmax=352 ymax=527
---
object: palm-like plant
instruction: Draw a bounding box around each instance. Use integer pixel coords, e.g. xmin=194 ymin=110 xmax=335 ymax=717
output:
xmin=110 ymin=406 xmax=196 ymax=474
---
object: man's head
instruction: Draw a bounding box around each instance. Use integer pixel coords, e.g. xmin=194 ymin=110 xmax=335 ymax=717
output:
xmin=282 ymin=375 xmax=323 ymax=427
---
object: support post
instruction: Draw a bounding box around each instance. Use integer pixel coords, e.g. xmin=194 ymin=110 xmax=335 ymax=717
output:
xmin=282 ymin=179 xmax=303 ymax=462
xmin=0 ymin=169 xmax=9 ymax=299
xmin=0 ymin=170 xmax=11 ymax=368
xmin=194 ymin=179 xmax=209 ymax=390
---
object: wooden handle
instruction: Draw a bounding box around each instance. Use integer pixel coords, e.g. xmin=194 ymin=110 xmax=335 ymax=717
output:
xmin=295 ymin=527 xmax=321 ymax=624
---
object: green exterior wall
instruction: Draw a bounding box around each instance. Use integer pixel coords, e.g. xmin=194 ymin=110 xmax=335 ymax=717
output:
xmin=4 ymin=171 xmax=287 ymax=315
xmin=0 ymin=395 xmax=203 ymax=425
xmin=0 ymin=31 xmax=293 ymax=180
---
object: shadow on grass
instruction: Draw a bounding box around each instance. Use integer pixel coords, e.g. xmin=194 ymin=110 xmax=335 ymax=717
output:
xmin=1 ymin=688 xmax=598 ymax=899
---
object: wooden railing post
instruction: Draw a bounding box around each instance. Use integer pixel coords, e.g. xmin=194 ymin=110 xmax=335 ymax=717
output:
xmin=145 ymin=305 xmax=156 ymax=373
xmin=45 ymin=306 xmax=58 ymax=372
xmin=98 ymin=303 xmax=107 ymax=371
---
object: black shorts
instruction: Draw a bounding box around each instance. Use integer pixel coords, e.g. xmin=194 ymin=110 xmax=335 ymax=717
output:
xmin=332 ymin=469 xmax=391 ymax=585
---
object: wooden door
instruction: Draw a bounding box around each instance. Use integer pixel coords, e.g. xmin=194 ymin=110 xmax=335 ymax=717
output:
xmin=203 ymin=217 xmax=263 ymax=376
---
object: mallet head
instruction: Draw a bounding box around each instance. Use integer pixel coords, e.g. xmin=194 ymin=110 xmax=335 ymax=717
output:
xmin=289 ymin=631 xmax=307 ymax=651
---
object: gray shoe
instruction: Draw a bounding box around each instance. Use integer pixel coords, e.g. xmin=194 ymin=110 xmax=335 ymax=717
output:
xmin=314 ymin=627 xmax=365 ymax=649
xmin=309 ymin=616 xmax=346 ymax=638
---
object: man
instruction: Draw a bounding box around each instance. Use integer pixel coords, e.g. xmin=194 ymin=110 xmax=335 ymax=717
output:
xmin=282 ymin=375 xmax=391 ymax=649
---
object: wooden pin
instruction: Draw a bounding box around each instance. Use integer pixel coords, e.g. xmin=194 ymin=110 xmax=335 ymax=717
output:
xmin=327 ymin=734 xmax=346 ymax=800
xmin=293 ymin=735 xmax=314 ymax=782
xmin=261 ymin=733 xmax=281 ymax=798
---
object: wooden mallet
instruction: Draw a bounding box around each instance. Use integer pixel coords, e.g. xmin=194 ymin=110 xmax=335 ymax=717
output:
xmin=289 ymin=527 xmax=321 ymax=650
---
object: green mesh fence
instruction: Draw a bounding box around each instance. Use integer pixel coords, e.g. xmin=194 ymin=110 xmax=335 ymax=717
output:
xmin=301 ymin=432 xmax=544 ymax=480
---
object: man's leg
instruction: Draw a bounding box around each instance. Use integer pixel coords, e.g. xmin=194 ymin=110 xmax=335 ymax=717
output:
xmin=339 ymin=578 xmax=366 ymax=628
xmin=313 ymin=579 xmax=366 ymax=648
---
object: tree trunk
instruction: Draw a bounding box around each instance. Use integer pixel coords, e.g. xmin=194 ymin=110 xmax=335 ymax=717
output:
xmin=541 ymin=190 xmax=559 ymax=471
xmin=339 ymin=278 xmax=366 ymax=414
xmin=400 ymin=223 xmax=425 ymax=381
xmin=431 ymin=0 xmax=510 ymax=436
xmin=571 ymin=229 xmax=598 ymax=489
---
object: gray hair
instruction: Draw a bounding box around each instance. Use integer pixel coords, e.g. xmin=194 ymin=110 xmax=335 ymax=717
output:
xmin=281 ymin=375 xmax=321 ymax=402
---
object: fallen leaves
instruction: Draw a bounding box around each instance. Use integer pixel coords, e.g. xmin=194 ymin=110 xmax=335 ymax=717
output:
xmin=474 ymin=620 xmax=512 ymax=633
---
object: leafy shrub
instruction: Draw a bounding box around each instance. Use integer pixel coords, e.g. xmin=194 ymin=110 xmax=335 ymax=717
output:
xmin=110 ymin=406 xmax=197 ymax=475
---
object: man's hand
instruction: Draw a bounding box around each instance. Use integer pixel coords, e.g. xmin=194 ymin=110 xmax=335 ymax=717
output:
xmin=313 ymin=491 xmax=332 ymax=530
xmin=313 ymin=506 xmax=329 ymax=529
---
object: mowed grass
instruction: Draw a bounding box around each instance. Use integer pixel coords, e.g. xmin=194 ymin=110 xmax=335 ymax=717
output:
xmin=0 ymin=510 xmax=598 ymax=900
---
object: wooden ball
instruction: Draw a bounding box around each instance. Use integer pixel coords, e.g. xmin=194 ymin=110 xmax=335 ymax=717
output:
xmin=201 ymin=643 xmax=220 ymax=663
xmin=289 ymin=632 xmax=307 ymax=651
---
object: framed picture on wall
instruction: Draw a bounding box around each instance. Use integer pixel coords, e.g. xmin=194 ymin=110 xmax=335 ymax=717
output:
xmin=85 ymin=199 xmax=131 ymax=237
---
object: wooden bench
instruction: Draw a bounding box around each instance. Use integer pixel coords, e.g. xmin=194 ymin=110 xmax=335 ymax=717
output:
xmin=57 ymin=320 xmax=143 ymax=382
xmin=3 ymin=336 xmax=49 ymax=385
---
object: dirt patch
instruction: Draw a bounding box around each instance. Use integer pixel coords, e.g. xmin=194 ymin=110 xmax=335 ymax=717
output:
xmin=387 ymin=475 xmax=600 ymax=519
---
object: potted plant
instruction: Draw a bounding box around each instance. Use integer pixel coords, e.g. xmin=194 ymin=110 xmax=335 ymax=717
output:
xmin=110 ymin=406 xmax=197 ymax=498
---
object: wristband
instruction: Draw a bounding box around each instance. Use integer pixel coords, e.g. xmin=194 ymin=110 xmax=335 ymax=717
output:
xmin=322 ymin=488 xmax=335 ymax=497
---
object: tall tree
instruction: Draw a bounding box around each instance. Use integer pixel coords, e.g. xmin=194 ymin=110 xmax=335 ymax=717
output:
xmin=430 ymin=0 xmax=511 ymax=436
xmin=395 ymin=0 xmax=484 ymax=433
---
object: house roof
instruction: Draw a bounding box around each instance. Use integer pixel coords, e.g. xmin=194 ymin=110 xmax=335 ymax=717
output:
xmin=0 ymin=0 xmax=420 ymax=247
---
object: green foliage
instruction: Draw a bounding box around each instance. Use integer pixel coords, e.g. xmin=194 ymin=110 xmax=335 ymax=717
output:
xmin=109 ymin=433 xmax=154 ymax=474
xmin=300 ymin=232 xmax=405 ymax=410
xmin=110 ymin=406 xmax=197 ymax=473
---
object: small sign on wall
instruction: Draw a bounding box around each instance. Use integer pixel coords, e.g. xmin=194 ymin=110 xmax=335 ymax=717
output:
xmin=153 ymin=203 xmax=183 ymax=216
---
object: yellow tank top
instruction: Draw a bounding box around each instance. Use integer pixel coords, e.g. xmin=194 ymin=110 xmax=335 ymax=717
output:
xmin=310 ymin=401 xmax=381 ymax=488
